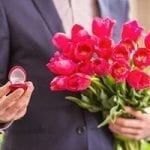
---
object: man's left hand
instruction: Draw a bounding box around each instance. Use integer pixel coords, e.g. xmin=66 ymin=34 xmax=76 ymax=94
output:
xmin=109 ymin=107 xmax=150 ymax=140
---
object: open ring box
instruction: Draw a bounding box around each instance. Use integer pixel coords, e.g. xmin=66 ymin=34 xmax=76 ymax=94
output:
xmin=8 ymin=66 xmax=28 ymax=91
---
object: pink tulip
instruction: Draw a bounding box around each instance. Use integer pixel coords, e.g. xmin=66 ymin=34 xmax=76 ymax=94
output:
xmin=92 ymin=17 xmax=116 ymax=38
xmin=121 ymin=20 xmax=143 ymax=42
xmin=127 ymin=70 xmax=150 ymax=90
xmin=66 ymin=73 xmax=91 ymax=91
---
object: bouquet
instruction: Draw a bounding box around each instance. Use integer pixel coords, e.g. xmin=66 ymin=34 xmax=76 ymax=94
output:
xmin=47 ymin=17 xmax=150 ymax=150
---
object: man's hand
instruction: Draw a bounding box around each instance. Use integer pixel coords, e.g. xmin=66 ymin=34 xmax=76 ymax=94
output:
xmin=109 ymin=107 xmax=150 ymax=140
xmin=0 ymin=81 xmax=34 ymax=123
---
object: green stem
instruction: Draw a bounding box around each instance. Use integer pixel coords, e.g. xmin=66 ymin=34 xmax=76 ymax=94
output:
xmin=115 ymin=135 xmax=141 ymax=150
xmin=124 ymin=139 xmax=140 ymax=150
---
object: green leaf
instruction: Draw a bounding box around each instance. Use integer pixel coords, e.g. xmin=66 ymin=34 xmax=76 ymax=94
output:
xmin=81 ymin=94 xmax=91 ymax=103
xmin=117 ymin=82 xmax=127 ymax=96
xmin=66 ymin=96 xmax=89 ymax=108
xmin=99 ymin=89 xmax=108 ymax=101
xmin=103 ymin=75 xmax=115 ymax=87
xmin=126 ymin=98 xmax=139 ymax=106
xmin=88 ymin=86 xmax=97 ymax=95
xmin=66 ymin=96 xmax=81 ymax=102
xmin=144 ymin=89 xmax=150 ymax=96
xmin=97 ymin=103 xmax=122 ymax=128
xmin=100 ymin=95 xmax=116 ymax=110
xmin=101 ymin=76 xmax=115 ymax=94
xmin=97 ymin=115 xmax=111 ymax=128
xmin=66 ymin=96 xmax=101 ymax=113
xmin=91 ymin=77 xmax=104 ymax=89
xmin=132 ymin=88 xmax=143 ymax=99
xmin=88 ymin=107 xmax=101 ymax=112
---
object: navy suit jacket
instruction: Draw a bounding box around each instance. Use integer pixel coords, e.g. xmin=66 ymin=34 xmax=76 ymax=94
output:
xmin=0 ymin=0 xmax=129 ymax=149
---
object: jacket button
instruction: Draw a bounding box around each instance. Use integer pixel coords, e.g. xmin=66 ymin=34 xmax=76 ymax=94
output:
xmin=76 ymin=126 xmax=86 ymax=135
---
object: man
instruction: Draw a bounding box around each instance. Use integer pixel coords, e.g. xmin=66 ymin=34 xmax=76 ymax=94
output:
xmin=1 ymin=0 xmax=147 ymax=150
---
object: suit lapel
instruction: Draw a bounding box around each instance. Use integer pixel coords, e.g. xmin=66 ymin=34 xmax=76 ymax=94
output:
xmin=32 ymin=0 xmax=64 ymax=34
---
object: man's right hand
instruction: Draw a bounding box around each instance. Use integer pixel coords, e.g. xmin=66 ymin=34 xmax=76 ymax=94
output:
xmin=0 ymin=81 xmax=34 ymax=123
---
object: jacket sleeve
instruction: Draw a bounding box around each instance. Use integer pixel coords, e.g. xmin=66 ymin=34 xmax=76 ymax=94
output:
xmin=0 ymin=0 xmax=10 ymax=85
xmin=0 ymin=1 xmax=12 ymax=131
xmin=0 ymin=121 xmax=13 ymax=133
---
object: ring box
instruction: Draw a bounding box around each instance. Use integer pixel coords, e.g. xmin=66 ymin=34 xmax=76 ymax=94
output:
xmin=8 ymin=66 xmax=28 ymax=91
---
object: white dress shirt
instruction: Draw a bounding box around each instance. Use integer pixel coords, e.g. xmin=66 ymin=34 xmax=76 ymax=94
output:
xmin=53 ymin=0 xmax=99 ymax=35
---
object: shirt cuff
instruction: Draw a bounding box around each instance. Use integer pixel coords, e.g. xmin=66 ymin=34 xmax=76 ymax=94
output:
xmin=0 ymin=121 xmax=13 ymax=133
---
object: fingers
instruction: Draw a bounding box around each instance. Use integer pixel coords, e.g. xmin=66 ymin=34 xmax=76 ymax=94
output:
xmin=109 ymin=120 xmax=142 ymax=134
xmin=0 ymin=81 xmax=34 ymax=113
xmin=0 ymin=88 xmax=25 ymax=114
xmin=125 ymin=106 xmax=146 ymax=120
xmin=20 ymin=81 xmax=34 ymax=106
xmin=109 ymin=107 xmax=150 ymax=140
xmin=113 ymin=117 xmax=144 ymax=129
xmin=109 ymin=123 xmax=144 ymax=140
xmin=0 ymin=81 xmax=34 ymax=123
xmin=13 ymin=106 xmax=27 ymax=120
xmin=0 ymin=105 xmax=27 ymax=123
xmin=0 ymin=82 xmax=11 ymax=98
